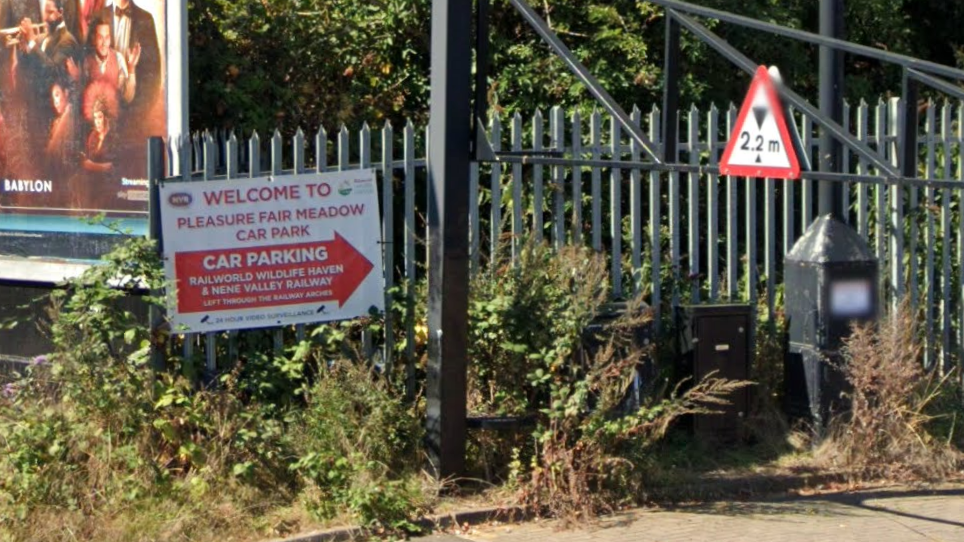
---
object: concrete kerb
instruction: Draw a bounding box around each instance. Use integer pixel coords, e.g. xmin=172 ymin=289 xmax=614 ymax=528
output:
xmin=266 ymin=506 xmax=527 ymax=542
xmin=267 ymin=471 xmax=857 ymax=542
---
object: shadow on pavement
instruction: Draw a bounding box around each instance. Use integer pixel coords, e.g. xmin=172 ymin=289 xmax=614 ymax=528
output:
xmin=664 ymin=486 xmax=964 ymax=530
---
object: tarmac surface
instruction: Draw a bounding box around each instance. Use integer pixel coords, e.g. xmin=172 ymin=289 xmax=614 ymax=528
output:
xmin=418 ymin=486 xmax=964 ymax=542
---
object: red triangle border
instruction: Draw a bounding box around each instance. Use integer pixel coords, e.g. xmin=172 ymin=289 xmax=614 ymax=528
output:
xmin=718 ymin=66 xmax=801 ymax=180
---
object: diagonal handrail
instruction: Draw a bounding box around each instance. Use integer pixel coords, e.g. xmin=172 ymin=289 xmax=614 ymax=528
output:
xmin=672 ymin=10 xmax=900 ymax=178
xmin=507 ymin=0 xmax=662 ymax=163
xmin=905 ymin=69 xmax=964 ymax=102
xmin=649 ymin=0 xmax=964 ymax=83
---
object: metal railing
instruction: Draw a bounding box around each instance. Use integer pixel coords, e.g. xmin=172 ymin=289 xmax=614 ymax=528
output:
xmin=161 ymin=95 xmax=964 ymax=379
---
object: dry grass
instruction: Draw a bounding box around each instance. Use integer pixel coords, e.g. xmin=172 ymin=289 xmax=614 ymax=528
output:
xmin=1 ymin=490 xmax=291 ymax=542
xmin=817 ymin=301 xmax=964 ymax=482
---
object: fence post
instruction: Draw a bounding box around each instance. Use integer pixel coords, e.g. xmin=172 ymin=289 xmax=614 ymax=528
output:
xmin=271 ymin=131 xmax=285 ymax=359
xmin=818 ymin=0 xmax=845 ymax=219
xmin=226 ymin=134 xmax=240 ymax=364
xmin=359 ymin=124 xmax=377 ymax=361
xmin=511 ymin=113 xmax=524 ymax=261
xmin=382 ymin=122 xmax=395 ymax=377
xmin=630 ymin=106 xmax=643 ymax=295
xmin=663 ymin=15 xmax=681 ymax=308
xmin=856 ymin=100 xmax=869 ymax=239
xmin=726 ymin=105 xmax=738 ymax=301
xmin=897 ymin=77 xmax=919 ymax=306
xmin=532 ymin=110 xmax=545 ymax=244
xmin=490 ymin=115 xmax=503 ymax=262
xmin=707 ymin=104 xmax=719 ymax=302
xmin=940 ymin=102 xmax=953 ymax=374
xmin=293 ymin=129 xmax=307 ymax=344
xmin=571 ymin=110 xmax=583 ymax=246
xmin=590 ymin=109 xmax=602 ymax=252
xmin=784 ymin=107 xmax=797 ymax=253
xmin=958 ymin=101 xmax=964 ymax=380
xmin=403 ymin=120 xmax=418 ymax=398
xmin=874 ymin=100 xmax=887 ymax=279
xmin=925 ymin=103 xmax=937 ymax=369
xmin=662 ymin=15 xmax=680 ymax=164
xmin=551 ymin=107 xmax=565 ymax=248
xmin=473 ymin=0 xmax=490 ymax=157
xmin=687 ymin=105 xmax=700 ymax=304
xmin=610 ymin=117 xmax=623 ymax=297
xmin=426 ymin=0 xmax=471 ymax=479
xmin=148 ymin=137 xmax=166 ymax=371
xmin=178 ymin=135 xmax=195 ymax=367
xmin=648 ymin=106 xmax=661 ymax=331
xmin=203 ymin=134 xmax=218 ymax=382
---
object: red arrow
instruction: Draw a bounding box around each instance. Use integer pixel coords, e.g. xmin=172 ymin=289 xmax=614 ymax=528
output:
xmin=329 ymin=231 xmax=374 ymax=307
xmin=173 ymin=234 xmax=375 ymax=314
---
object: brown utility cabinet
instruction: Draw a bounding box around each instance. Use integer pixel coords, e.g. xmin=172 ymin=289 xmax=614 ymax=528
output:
xmin=676 ymin=304 xmax=753 ymax=441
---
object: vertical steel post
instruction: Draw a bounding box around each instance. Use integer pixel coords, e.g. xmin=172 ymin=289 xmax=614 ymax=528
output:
xmin=818 ymin=0 xmax=845 ymax=218
xmin=900 ymin=73 xmax=919 ymax=182
xmin=474 ymin=0 xmax=490 ymax=158
xmin=662 ymin=16 xmax=680 ymax=308
xmin=426 ymin=0 xmax=472 ymax=479
xmin=898 ymin=73 xmax=919 ymax=306
xmin=662 ymin=16 xmax=680 ymax=162
xmin=147 ymin=137 xmax=166 ymax=371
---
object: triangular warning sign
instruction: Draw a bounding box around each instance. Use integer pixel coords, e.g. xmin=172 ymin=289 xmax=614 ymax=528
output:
xmin=719 ymin=66 xmax=800 ymax=180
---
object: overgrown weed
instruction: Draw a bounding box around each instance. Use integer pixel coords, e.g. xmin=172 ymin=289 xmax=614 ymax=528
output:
xmin=12 ymin=228 xmax=945 ymax=538
xmin=0 ymin=232 xmax=428 ymax=541
xmin=817 ymin=300 xmax=964 ymax=481
xmin=743 ymin=294 xmax=796 ymax=456
xmin=290 ymin=360 xmax=429 ymax=533
xmin=464 ymin=241 xmax=752 ymax=523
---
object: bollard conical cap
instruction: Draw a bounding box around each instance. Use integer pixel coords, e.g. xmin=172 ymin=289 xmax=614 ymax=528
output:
xmin=786 ymin=214 xmax=876 ymax=264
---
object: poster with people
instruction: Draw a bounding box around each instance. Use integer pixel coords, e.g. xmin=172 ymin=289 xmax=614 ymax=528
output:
xmin=0 ymin=0 xmax=166 ymax=271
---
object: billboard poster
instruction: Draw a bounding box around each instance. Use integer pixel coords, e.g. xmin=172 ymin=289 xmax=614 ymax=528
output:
xmin=159 ymin=170 xmax=384 ymax=333
xmin=0 ymin=0 xmax=169 ymax=280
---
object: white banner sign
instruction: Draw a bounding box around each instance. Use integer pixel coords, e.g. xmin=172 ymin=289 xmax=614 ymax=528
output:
xmin=159 ymin=170 xmax=383 ymax=333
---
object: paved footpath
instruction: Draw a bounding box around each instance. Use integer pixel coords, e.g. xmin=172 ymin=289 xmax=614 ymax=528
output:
xmin=420 ymin=486 xmax=964 ymax=542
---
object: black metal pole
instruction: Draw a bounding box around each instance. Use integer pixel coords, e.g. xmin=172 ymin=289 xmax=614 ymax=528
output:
xmin=818 ymin=0 xmax=845 ymax=218
xmin=147 ymin=136 xmax=166 ymax=371
xmin=900 ymin=72 xmax=920 ymax=180
xmin=662 ymin=16 xmax=680 ymax=162
xmin=426 ymin=0 xmax=472 ymax=479
xmin=473 ymin=0 xmax=490 ymax=159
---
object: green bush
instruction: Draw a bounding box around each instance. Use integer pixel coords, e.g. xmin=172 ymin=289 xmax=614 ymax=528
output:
xmin=0 ymin=231 xmax=426 ymax=540
xmin=0 ymin=228 xmax=759 ymax=538
xmin=467 ymin=243 xmax=607 ymax=417
xmin=464 ymin=241 xmax=750 ymax=521
xmin=290 ymin=361 xmax=425 ymax=532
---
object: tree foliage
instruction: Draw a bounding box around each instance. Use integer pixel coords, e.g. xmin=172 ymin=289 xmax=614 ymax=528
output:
xmin=189 ymin=0 xmax=431 ymax=133
xmin=188 ymin=0 xmax=964 ymax=134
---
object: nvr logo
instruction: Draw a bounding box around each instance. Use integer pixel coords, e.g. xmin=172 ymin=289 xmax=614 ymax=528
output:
xmin=168 ymin=192 xmax=193 ymax=207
